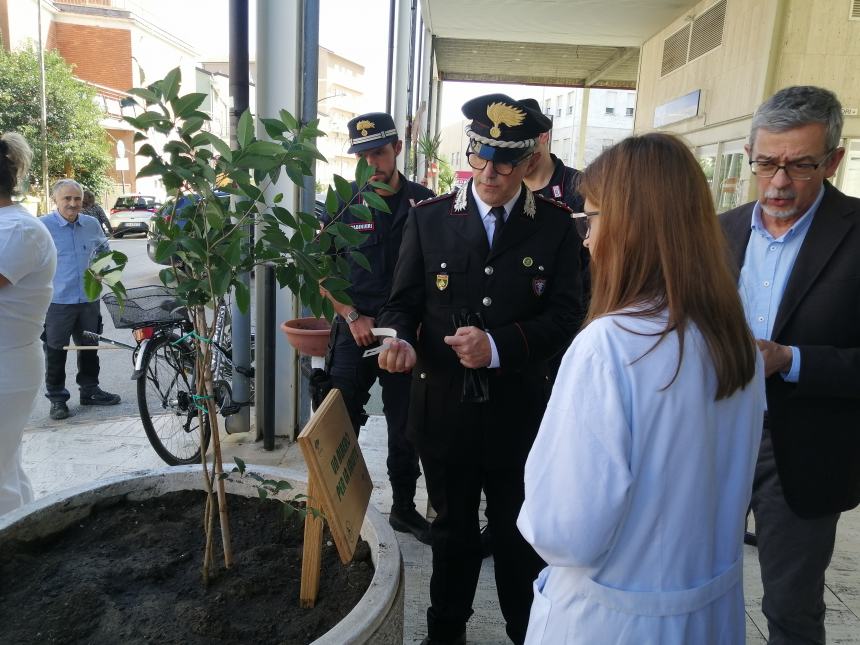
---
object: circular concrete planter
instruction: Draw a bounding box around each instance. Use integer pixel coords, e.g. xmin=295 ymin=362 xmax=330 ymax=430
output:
xmin=0 ymin=466 xmax=403 ymax=645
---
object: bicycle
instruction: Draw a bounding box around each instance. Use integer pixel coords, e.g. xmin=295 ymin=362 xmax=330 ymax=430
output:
xmin=87 ymin=285 xmax=253 ymax=466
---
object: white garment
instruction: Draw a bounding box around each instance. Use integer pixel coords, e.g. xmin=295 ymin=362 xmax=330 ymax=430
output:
xmin=0 ymin=204 xmax=56 ymax=515
xmin=517 ymin=309 xmax=765 ymax=644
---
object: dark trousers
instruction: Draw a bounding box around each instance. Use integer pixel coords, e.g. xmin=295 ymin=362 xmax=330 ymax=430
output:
xmin=326 ymin=319 xmax=420 ymax=503
xmin=751 ymin=425 xmax=841 ymax=644
xmin=422 ymin=453 xmax=544 ymax=644
xmin=42 ymin=302 xmax=102 ymax=403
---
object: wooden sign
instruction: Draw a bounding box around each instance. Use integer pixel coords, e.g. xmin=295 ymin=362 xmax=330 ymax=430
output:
xmin=297 ymin=388 xmax=372 ymax=607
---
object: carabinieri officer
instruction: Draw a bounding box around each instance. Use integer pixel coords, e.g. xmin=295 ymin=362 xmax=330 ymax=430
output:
xmin=319 ymin=111 xmax=435 ymax=544
xmin=376 ymin=94 xmax=584 ymax=645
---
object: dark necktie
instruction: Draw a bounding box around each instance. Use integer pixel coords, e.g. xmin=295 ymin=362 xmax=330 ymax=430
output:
xmin=490 ymin=206 xmax=506 ymax=248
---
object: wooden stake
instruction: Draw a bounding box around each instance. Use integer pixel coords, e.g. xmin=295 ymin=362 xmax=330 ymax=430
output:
xmin=300 ymin=475 xmax=324 ymax=608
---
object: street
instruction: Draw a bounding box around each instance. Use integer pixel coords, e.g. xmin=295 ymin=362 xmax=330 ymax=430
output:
xmin=27 ymin=234 xmax=163 ymax=428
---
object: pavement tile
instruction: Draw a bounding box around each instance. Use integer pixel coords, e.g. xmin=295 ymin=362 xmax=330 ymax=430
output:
xmin=19 ymin=413 xmax=860 ymax=645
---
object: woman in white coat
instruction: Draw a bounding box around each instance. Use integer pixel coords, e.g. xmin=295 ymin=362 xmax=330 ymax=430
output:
xmin=517 ymin=133 xmax=765 ymax=644
xmin=0 ymin=133 xmax=56 ymax=515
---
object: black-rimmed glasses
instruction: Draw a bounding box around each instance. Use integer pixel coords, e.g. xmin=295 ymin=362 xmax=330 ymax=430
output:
xmin=749 ymin=149 xmax=836 ymax=181
xmin=466 ymin=151 xmax=532 ymax=176
xmin=572 ymin=210 xmax=600 ymax=240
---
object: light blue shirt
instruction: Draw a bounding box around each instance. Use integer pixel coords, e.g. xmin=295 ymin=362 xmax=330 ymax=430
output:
xmin=738 ymin=186 xmax=825 ymax=382
xmin=41 ymin=211 xmax=109 ymax=304
xmin=470 ymin=182 xmax=524 ymax=368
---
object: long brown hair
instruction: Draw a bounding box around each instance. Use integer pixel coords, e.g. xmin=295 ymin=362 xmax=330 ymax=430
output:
xmin=579 ymin=133 xmax=756 ymax=400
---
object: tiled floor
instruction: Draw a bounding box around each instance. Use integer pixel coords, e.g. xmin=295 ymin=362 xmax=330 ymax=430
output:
xmin=20 ymin=413 xmax=860 ymax=644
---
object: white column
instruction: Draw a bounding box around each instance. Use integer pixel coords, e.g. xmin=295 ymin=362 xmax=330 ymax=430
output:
xmin=256 ymin=0 xmax=300 ymax=439
xmin=416 ymin=24 xmax=433 ymax=184
xmin=392 ymin=0 xmax=411 ymax=174
xmin=576 ymin=87 xmax=591 ymax=170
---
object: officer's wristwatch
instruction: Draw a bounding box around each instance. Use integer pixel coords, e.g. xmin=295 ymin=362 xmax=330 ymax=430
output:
xmin=345 ymin=309 xmax=360 ymax=323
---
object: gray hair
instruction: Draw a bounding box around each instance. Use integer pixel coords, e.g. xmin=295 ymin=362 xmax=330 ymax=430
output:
xmin=0 ymin=132 xmax=33 ymax=198
xmin=750 ymin=86 xmax=843 ymax=152
xmin=51 ymin=178 xmax=83 ymax=197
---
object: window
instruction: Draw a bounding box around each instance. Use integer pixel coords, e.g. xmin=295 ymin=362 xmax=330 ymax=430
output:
xmin=567 ymin=105 xmax=574 ymax=115
xmin=605 ymin=107 xmax=615 ymax=115
xmin=625 ymin=107 xmax=634 ymax=117
xmin=556 ymin=107 xmax=562 ymax=117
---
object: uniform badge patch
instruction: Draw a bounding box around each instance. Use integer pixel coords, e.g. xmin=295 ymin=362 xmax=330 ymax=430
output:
xmin=552 ymin=185 xmax=562 ymax=198
xmin=532 ymin=277 xmax=547 ymax=296
xmin=349 ymin=221 xmax=375 ymax=232
xmin=436 ymin=273 xmax=449 ymax=291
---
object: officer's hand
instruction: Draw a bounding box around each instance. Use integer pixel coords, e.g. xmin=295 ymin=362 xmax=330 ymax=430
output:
xmin=444 ymin=326 xmax=491 ymax=369
xmin=378 ymin=338 xmax=416 ymax=373
xmin=349 ymin=315 xmax=376 ymax=347
xmin=756 ymin=339 xmax=793 ymax=377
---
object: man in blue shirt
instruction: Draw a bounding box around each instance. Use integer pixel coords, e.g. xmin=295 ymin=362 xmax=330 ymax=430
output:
xmin=721 ymin=86 xmax=860 ymax=644
xmin=41 ymin=179 xmax=120 ymax=420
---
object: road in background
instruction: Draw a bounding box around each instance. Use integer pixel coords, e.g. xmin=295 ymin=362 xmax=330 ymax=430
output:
xmin=27 ymin=235 xmax=162 ymax=427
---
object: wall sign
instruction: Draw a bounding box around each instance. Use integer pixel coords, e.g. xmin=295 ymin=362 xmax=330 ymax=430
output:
xmin=653 ymin=90 xmax=701 ymax=128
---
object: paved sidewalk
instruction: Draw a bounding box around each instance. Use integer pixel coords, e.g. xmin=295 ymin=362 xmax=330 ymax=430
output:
xmin=20 ymin=413 xmax=860 ymax=644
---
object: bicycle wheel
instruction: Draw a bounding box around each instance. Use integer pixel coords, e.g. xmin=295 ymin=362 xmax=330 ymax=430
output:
xmin=137 ymin=334 xmax=211 ymax=465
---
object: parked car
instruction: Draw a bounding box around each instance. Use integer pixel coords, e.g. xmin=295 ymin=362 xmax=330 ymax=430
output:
xmin=109 ymin=194 xmax=160 ymax=238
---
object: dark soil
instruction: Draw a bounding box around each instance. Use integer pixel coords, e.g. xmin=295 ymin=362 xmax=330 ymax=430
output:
xmin=0 ymin=490 xmax=374 ymax=644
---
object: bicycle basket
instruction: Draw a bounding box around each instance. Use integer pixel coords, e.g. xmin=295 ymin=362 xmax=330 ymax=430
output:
xmin=103 ymin=285 xmax=187 ymax=329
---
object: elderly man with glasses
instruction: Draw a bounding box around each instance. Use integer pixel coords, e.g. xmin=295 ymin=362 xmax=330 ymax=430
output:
xmin=720 ymin=85 xmax=860 ymax=644
xmin=375 ymin=93 xmax=584 ymax=645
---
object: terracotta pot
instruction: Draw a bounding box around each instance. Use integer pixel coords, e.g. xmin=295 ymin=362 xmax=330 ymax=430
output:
xmin=281 ymin=317 xmax=331 ymax=357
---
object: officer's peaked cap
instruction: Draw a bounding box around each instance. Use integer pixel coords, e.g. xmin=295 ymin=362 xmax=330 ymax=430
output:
xmin=347 ymin=112 xmax=399 ymax=154
xmin=462 ymin=93 xmax=552 ymax=163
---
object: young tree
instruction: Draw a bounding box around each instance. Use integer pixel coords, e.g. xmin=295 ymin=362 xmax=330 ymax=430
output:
xmin=0 ymin=46 xmax=111 ymax=196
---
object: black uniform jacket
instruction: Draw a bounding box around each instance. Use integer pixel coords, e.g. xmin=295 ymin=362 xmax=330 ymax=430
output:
xmin=378 ymin=181 xmax=584 ymax=466
xmin=720 ymin=182 xmax=860 ymax=517
xmin=323 ymin=173 xmax=434 ymax=317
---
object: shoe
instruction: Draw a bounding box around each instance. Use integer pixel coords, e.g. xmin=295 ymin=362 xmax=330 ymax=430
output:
xmin=389 ymin=506 xmax=432 ymax=545
xmin=744 ymin=530 xmax=758 ymax=547
xmin=420 ymin=632 xmax=466 ymax=645
xmin=480 ymin=524 xmax=493 ymax=559
xmin=49 ymin=401 xmax=70 ymax=420
xmin=80 ymin=388 xmax=121 ymax=406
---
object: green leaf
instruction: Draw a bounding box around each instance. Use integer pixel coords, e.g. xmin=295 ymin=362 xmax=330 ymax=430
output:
xmin=362 ymin=190 xmax=391 ymax=213
xmin=354 ymin=157 xmax=373 ymax=187
xmin=348 ymin=203 xmax=373 ymax=221
xmin=321 ymin=276 xmax=350 ymax=292
xmin=297 ymin=210 xmax=319 ymax=230
xmin=198 ymin=131 xmax=232 ymax=162
xmin=333 ymin=175 xmax=354 ymax=204
xmin=127 ymin=87 xmax=159 ymax=104
xmin=278 ymin=109 xmax=299 ymax=130
xmin=271 ymin=206 xmax=298 ymax=229
xmin=325 ymin=187 xmax=339 ymax=215
xmin=260 ymin=117 xmax=287 ymax=139
xmin=237 ymin=109 xmax=254 ymax=148
xmin=172 ymin=92 xmax=207 ymax=118
xmin=235 ymin=281 xmax=250 ymax=313
xmin=350 ymin=250 xmax=372 ymax=272
xmin=179 ymin=116 xmax=205 ymax=136
xmin=161 ymin=67 xmax=181 ymax=101
xmin=257 ymin=488 xmax=269 ymax=500
xmin=369 ymin=180 xmax=394 ymax=193
xmin=242 ymin=140 xmax=286 ymax=157
xmin=275 ymin=480 xmax=293 ymax=491
xmin=332 ymin=222 xmax=366 ymax=246
xmin=223 ymin=236 xmax=242 ymax=265
xmin=83 ymin=269 xmax=103 ymax=301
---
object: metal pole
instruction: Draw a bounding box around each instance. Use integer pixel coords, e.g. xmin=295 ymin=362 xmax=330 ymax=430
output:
xmin=386 ymin=0 xmax=396 ymax=114
xmin=298 ymin=0 xmax=320 ymax=428
xmin=226 ymin=0 xmax=252 ymax=435
xmin=36 ymin=1 xmax=49 ymax=211
xmin=262 ymin=264 xmax=276 ymax=451
xmin=405 ymin=0 xmax=418 ymax=180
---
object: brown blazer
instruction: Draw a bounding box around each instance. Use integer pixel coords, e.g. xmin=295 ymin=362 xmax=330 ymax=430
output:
xmin=720 ymin=182 xmax=860 ymax=518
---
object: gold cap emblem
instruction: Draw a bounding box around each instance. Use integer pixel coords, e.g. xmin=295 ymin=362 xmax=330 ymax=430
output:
xmin=356 ymin=119 xmax=375 ymax=137
xmin=486 ymin=102 xmax=525 ymax=139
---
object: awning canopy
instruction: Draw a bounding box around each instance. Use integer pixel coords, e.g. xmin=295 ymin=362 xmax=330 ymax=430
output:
xmin=423 ymin=0 xmax=700 ymax=88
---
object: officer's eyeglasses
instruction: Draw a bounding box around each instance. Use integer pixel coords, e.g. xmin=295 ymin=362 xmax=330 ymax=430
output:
xmin=749 ymin=149 xmax=836 ymax=181
xmin=571 ymin=210 xmax=600 ymax=240
xmin=466 ymin=152 xmax=532 ymax=176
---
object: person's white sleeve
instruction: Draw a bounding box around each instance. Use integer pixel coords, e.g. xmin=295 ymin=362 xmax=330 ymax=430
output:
xmin=517 ymin=341 xmax=633 ymax=567
xmin=487 ymin=332 xmax=500 ymax=368
xmin=0 ymin=222 xmax=36 ymax=284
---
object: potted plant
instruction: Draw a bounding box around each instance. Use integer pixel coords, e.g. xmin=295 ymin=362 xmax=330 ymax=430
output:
xmin=1 ymin=68 xmax=402 ymax=642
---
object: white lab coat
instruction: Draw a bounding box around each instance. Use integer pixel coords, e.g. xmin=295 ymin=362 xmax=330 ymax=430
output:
xmin=517 ymin=309 xmax=764 ymax=644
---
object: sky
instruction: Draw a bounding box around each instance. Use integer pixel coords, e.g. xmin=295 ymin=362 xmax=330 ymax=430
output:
xmin=132 ymin=0 xmax=571 ymax=128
